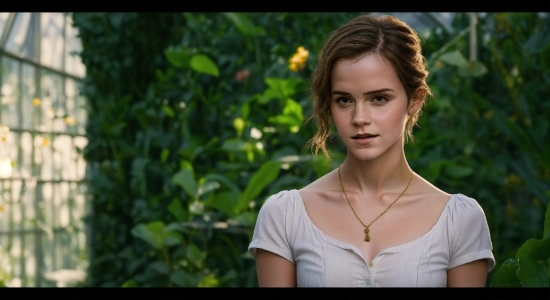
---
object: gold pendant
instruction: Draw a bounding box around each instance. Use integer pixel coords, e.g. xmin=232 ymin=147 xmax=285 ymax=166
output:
xmin=364 ymin=227 xmax=370 ymax=242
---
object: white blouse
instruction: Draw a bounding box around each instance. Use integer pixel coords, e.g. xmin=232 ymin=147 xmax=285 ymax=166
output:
xmin=249 ymin=190 xmax=495 ymax=287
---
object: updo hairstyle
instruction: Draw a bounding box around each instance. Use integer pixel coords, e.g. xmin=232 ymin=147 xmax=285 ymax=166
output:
xmin=307 ymin=14 xmax=433 ymax=160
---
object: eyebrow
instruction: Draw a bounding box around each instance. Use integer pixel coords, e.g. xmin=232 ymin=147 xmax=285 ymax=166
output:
xmin=331 ymin=88 xmax=395 ymax=96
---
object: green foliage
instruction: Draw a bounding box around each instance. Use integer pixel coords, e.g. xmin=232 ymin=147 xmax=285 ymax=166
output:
xmin=75 ymin=12 xmax=550 ymax=287
xmin=491 ymin=203 xmax=550 ymax=287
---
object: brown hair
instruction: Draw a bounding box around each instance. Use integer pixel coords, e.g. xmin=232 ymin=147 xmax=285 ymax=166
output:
xmin=307 ymin=14 xmax=432 ymax=160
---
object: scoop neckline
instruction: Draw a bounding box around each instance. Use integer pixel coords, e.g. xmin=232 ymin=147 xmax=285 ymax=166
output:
xmin=290 ymin=189 xmax=458 ymax=264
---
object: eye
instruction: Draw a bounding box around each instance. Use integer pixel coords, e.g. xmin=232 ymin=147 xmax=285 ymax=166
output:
xmin=371 ymin=95 xmax=389 ymax=105
xmin=335 ymin=96 xmax=352 ymax=105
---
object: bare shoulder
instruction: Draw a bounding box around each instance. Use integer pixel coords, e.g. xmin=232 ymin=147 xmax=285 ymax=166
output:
xmin=412 ymin=173 xmax=451 ymax=203
xmin=298 ymin=169 xmax=341 ymax=202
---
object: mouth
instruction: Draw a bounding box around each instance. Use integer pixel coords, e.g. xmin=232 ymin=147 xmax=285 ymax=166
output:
xmin=352 ymin=133 xmax=378 ymax=139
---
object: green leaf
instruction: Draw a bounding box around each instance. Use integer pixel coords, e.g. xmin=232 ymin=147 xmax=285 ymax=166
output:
xmin=190 ymin=54 xmax=219 ymax=77
xmin=241 ymin=102 xmax=250 ymax=119
xmin=439 ymin=50 xmax=468 ymax=68
xmin=203 ymin=173 xmax=240 ymax=193
xmin=208 ymin=191 xmax=240 ymax=217
xmin=162 ymin=105 xmax=175 ymax=118
xmin=180 ymin=160 xmax=194 ymax=173
xmin=186 ymin=243 xmax=205 ymax=268
xmin=163 ymin=233 xmax=182 ymax=247
xmin=168 ymin=198 xmax=187 ymax=221
xmin=147 ymin=221 xmax=165 ymax=233
xmin=219 ymin=270 xmax=238 ymax=284
xmin=198 ymin=274 xmax=219 ymax=287
xmin=491 ymin=258 xmax=521 ymax=287
xmin=221 ymin=138 xmax=249 ymax=152
xmin=164 ymin=46 xmax=190 ymax=68
xmin=312 ymin=154 xmax=331 ymax=178
xmin=131 ymin=223 xmax=162 ymax=249
xmin=197 ymin=180 xmax=221 ymax=196
xmin=160 ymin=149 xmax=170 ymax=163
xmin=223 ymin=13 xmax=256 ymax=36
xmin=443 ymin=164 xmax=474 ymax=178
xmin=230 ymin=211 xmax=257 ymax=227
xmin=458 ymin=61 xmax=488 ymax=78
xmin=544 ymin=201 xmax=550 ymax=239
xmin=172 ymin=169 xmax=198 ymax=199
xmin=149 ymin=261 xmax=168 ymax=275
xmin=264 ymin=78 xmax=301 ymax=100
xmin=425 ymin=160 xmax=446 ymax=182
xmin=121 ymin=279 xmax=138 ymax=287
xmin=239 ymin=161 xmax=281 ymax=208
xmin=283 ymin=99 xmax=303 ymax=122
xmin=516 ymin=238 xmax=550 ymax=261
xmin=170 ymin=270 xmax=198 ymax=287
xmin=516 ymin=258 xmax=549 ymax=287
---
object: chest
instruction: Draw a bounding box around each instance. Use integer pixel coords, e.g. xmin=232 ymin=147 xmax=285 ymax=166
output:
xmin=292 ymin=218 xmax=451 ymax=287
xmin=301 ymin=194 xmax=447 ymax=263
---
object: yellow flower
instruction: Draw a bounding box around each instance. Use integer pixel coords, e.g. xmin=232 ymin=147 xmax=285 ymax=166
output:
xmin=296 ymin=46 xmax=309 ymax=60
xmin=33 ymin=98 xmax=41 ymax=106
xmin=288 ymin=46 xmax=309 ymax=72
xmin=289 ymin=62 xmax=300 ymax=72
xmin=0 ymin=205 xmax=4 ymax=212
xmin=42 ymin=137 xmax=49 ymax=147
xmin=1 ymin=136 xmax=6 ymax=143
xmin=64 ymin=116 xmax=77 ymax=126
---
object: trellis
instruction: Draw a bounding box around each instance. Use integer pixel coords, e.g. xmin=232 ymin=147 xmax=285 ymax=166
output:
xmin=0 ymin=12 xmax=87 ymax=287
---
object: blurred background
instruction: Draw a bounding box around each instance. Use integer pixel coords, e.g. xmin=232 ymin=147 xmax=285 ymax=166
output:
xmin=0 ymin=12 xmax=548 ymax=287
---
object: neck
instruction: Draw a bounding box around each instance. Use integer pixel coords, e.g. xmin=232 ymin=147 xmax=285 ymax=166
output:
xmin=339 ymin=139 xmax=412 ymax=198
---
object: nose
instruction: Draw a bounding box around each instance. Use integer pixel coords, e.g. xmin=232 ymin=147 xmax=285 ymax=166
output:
xmin=352 ymin=103 xmax=371 ymax=126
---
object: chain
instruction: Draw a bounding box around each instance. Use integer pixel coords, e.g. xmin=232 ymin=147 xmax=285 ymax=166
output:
xmin=337 ymin=166 xmax=413 ymax=242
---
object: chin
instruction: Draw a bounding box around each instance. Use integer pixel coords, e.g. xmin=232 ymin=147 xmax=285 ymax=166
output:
xmin=346 ymin=148 xmax=385 ymax=162
xmin=345 ymin=139 xmax=403 ymax=163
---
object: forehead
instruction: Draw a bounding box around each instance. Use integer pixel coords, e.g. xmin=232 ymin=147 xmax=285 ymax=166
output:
xmin=330 ymin=54 xmax=403 ymax=92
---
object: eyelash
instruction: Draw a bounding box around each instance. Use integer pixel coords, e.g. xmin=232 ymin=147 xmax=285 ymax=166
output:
xmin=372 ymin=95 xmax=389 ymax=104
xmin=335 ymin=96 xmax=389 ymax=105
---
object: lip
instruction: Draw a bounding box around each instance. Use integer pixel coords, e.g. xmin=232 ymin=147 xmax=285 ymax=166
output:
xmin=351 ymin=134 xmax=378 ymax=145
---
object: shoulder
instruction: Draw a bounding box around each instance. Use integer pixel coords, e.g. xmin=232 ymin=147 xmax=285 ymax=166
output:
xmin=260 ymin=190 xmax=298 ymax=212
xmin=250 ymin=190 xmax=300 ymax=263
xmin=445 ymin=194 xmax=494 ymax=270
xmin=256 ymin=190 xmax=301 ymax=226
xmin=446 ymin=194 xmax=487 ymax=221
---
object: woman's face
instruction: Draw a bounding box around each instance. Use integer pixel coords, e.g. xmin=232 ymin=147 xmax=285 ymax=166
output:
xmin=330 ymin=54 xmax=417 ymax=162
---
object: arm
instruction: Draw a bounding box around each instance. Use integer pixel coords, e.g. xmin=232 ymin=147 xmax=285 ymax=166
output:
xmin=256 ymin=249 xmax=296 ymax=287
xmin=447 ymin=259 xmax=488 ymax=287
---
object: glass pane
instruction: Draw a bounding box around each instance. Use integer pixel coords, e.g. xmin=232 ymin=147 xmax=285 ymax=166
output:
xmin=75 ymin=86 xmax=86 ymax=135
xmin=0 ymin=13 xmax=11 ymax=41
xmin=64 ymin=14 xmax=85 ymax=78
xmin=64 ymin=78 xmax=80 ymax=135
xmin=40 ymin=13 xmax=64 ymax=71
xmin=74 ymin=136 xmax=87 ymax=180
xmin=0 ymin=57 xmax=20 ymax=129
xmin=20 ymin=13 xmax=38 ymax=61
xmin=39 ymin=71 xmax=64 ymax=133
xmin=53 ymin=135 xmax=73 ymax=181
xmin=20 ymin=64 xmax=36 ymax=131
xmin=5 ymin=13 xmax=31 ymax=56
xmin=18 ymin=131 xmax=33 ymax=178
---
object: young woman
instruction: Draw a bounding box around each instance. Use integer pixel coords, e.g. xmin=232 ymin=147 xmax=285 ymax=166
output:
xmin=248 ymin=15 xmax=494 ymax=287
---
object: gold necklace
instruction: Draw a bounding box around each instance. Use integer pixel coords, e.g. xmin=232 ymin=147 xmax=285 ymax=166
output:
xmin=337 ymin=166 xmax=413 ymax=242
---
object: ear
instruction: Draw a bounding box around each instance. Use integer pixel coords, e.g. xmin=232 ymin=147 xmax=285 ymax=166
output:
xmin=408 ymin=88 xmax=426 ymax=115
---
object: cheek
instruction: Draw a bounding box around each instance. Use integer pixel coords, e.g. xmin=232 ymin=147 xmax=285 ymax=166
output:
xmin=375 ymin=106 xmax=408 ymax=128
